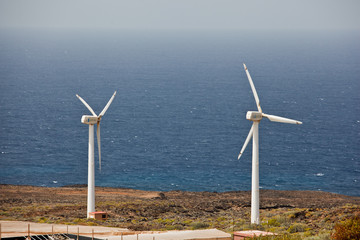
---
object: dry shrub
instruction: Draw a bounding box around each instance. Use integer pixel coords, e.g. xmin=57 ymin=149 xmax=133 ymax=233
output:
xmin=332 ymin=215 xmax=360 ymax=240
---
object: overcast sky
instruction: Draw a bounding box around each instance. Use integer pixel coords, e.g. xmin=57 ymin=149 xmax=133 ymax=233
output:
xmin=0 ymin=0 xmax=359 ymax=31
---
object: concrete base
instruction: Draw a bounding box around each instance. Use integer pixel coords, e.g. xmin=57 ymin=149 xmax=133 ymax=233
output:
xmin=234 ymin=230 xmax=277 ymax=240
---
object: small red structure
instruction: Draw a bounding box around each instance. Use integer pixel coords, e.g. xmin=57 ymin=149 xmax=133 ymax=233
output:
xmin=88 ymin=211 xmax=108 ymax=220
xmin=234 ymin=230 xmax=277 ymax=240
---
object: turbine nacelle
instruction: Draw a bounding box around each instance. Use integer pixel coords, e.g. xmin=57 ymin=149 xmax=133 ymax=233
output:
xmin=246 ymin=111 xmax=263 ymax=121
xmin=81 ymin=115 xmax=99 ymax=125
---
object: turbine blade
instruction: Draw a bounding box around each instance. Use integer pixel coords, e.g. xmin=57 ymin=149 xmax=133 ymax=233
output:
xmin=243 ymin=63 xmax=262 ymax=113
xmin=238 ymin=124 xmax=254 ymax=160
xmin=76 ymin=94 xmax=97 ymax=117
xmin=99 ymin=91 xmax=117 ymax=117
xmin=97 ymin=122 xmax=101 ymax=171
xmin=263 ymin=113 xmax=302 ymax=124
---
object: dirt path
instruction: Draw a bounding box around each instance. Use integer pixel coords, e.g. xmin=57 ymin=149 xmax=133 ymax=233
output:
xmin=0 ymin=220 xmax=130 ymax=238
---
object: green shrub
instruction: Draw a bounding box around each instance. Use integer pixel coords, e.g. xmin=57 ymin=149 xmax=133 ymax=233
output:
xmin=165 ymin=224 xmax=184 ymax=230
xmin=37 ymin=217 xmax=48 ymax=223
xmin=249 ymin=234 xmax=301 ymax=240
xmin=191 ymin=222 xmax=210 ymax=230
xmin=332 ymin=215 xmax=360 ymax=240
xmin=87 ymin=222 xmax=98 ymax=226
xmin=276 ymin=215 xmax=292 ymax=228
xmin=287 ymin=223 xmax=308 ymax=233
xmin=217 ymin=216 xmax=227 ymax=222
xmin=182 ymin=219 xmax=193 ymax=225
xmin=0 ymin=211 xmax=9 ymax=216
xmin=304 ymin=232 xmax=331 ymax=240
xmin=267 ymin=218 xmax=281 ymax=227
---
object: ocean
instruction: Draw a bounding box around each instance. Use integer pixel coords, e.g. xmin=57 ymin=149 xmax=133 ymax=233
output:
xmin=0 ymin=29 xmax=359 ymax=196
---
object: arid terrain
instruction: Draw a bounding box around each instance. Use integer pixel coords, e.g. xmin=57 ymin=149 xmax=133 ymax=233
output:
xmin=1 ymin=184 xmax=359 ymax=238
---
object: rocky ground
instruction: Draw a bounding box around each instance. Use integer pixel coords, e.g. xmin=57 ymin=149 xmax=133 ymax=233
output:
xmin=1 ymin=184 xmax=359 ymax=238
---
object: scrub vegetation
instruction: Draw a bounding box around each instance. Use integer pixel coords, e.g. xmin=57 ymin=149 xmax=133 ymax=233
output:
xmin=0 ymin=185 xmax=359 ymax=239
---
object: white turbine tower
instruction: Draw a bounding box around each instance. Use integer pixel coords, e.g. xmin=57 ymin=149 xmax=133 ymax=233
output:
xmin=76 ymin=91 xmax=116 ymax=218
xmin=238 ymin=64 xmax=302 ymax=225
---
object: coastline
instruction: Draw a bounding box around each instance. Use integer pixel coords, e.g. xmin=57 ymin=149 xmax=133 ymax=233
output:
xmin=1 ymin=183 xmax=360 ymax=209
xmin=1 ymin=183 xmax=360 ymax=200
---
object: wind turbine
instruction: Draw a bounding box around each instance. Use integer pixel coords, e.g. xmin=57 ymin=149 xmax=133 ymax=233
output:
xmin=76 ymin=91 xmax=116 ymax=218
xmin=238 ymin=64 xmax=302 ymax=225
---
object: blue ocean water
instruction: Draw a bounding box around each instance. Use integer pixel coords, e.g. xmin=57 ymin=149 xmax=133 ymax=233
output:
xmin=0 ymin=29 xmax=359 ymax=196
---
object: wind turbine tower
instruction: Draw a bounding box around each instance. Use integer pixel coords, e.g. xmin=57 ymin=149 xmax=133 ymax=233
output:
xmin=238 ymin=64 xmax=302 ymax=225
xmin=76 ymin=91 xmax=116 ymax=218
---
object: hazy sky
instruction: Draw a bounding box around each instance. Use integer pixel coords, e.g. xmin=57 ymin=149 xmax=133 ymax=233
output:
xmin=0 ymin=0 xmax=359 ymax=30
